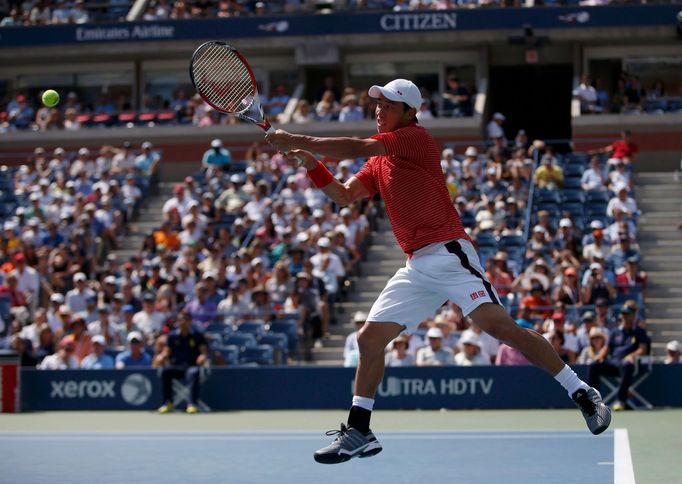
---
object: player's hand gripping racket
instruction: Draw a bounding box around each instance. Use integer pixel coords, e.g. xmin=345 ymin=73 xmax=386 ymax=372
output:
xmin=189 ymin=41 xmax=302 ymax=165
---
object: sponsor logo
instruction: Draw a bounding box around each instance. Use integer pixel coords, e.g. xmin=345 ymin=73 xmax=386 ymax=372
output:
xmin=470 ymin=290 xmax=486 ymax=301
xmin=380 ymin=13 xmax=457 ymax=32
xmin=353 ymin=377 xmax=493 ymax=398
xmin=51 ymin=379 xmax=116 ymax=399
xmin=558 ymin=11 xmax=590 ymax=24
xmin=75 ymin=24 xmax=175 ymax=42
xmin=121 ymin=373 xmax=153 ymax=406
xmin=257 ymin=21 xmax=289 ymax=33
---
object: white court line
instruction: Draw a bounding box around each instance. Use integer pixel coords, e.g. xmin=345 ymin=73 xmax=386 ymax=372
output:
xmin=0 ymin=431 xmax=605 ymax=442
xmin=614 ymin=428 xmax=636 ymax=484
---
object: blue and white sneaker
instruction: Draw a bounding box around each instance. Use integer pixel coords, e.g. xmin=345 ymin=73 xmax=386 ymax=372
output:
xmin=313 ymin=423 xmax=383 ymax=464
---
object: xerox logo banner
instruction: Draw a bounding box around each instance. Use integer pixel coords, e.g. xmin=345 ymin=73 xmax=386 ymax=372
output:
xmin=48 ymin=373 xmax=153 ymax=406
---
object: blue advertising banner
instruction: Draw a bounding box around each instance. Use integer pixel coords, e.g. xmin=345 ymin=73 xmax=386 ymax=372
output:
xmin=0 ymin=5 xmax=679 ymax=49
xmin=20 ymin=364 xmax=682 ymax=412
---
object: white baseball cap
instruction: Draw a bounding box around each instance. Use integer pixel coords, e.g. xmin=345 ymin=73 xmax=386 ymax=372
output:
xmin=590 ymin=220 xmax=604 ymax=230
xmin=92 ymin=335 xmax=106 ymax=346
xmin=559 ymin=218 xmax=573 ymax=228
xmin=368 ymin=79 xmax=421 ymax=110
xmin=210 ymin=139 xmax=222 ymax=148
xmin=465 ymin=146 xmax=478 ymax=157
xmin=426 ymin=327 xmax=444 ymax=339
xmin=317 ymin=237 xmax=331 ymax=248
xmin=493 ymin=112 xmax=506 ymax=121
xmin=667 ymin=340 xmax=680 ymax=352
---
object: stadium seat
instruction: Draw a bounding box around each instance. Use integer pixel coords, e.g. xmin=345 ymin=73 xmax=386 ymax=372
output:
xmin=666 ymin=98 xmax=682 ymax=113
xmin=498 ymin=234 xmax=525 ymax=248
xmin=562 ymin=203 xmax=584 ymax=218
xmin=92 ymin=113 xmax=113 ymax=127
xmin=205 ymin=321 xmax=232 ymax=334
xmin=269 ymin=320 xmax=299 ymax=353
xmin=643 ymin=99 xmax=667 ymax=114
xmin=231 ymin=161 xmax=249 ymax=172
xmin=562 ymin=177 xmax=582 ymax=189
xmin=563 ymin=153 xmax=589 ymax=165
xmin=475 ymin=232 xmax=498 ymax=248
xmin=215 ymin=345 xmax=239 ymax=365
xmin=258 ymin=333 xmax=289 ymax=364
xmin=563 ymin=164 xmax=585 ymax=177
xmin=235 ymin=320 xmax=267 ymax=337
xmin=561 ymin=188 xmax=585 ymax=203
xmin=224 ymin=333 xmax=258 ymax=350
xmin=156 ymin=111 xmax=177 ymax=125
xmin=585 ymin=189 xmax=610 ymax=204
xmin=240 ymin=344 xmax=275 ymax=365
xmin=535 ymin=189 xmax=562 ymax=204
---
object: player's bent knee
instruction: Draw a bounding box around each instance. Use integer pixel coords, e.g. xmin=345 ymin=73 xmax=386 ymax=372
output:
xmin=357 ymin=321 xmax=404 ymax=356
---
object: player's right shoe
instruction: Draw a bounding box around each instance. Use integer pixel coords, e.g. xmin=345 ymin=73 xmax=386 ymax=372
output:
xmin=313 ymin=423 xmax=383 ymax=464
xmin=572 ymin=387 xmax=612 ymax=435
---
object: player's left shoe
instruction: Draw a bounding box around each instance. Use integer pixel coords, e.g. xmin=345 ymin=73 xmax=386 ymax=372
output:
xmin=572 ymin=387 xmax=612 ymax=435
xmin=186 ymin=404 xmax=199 ymax=414
xmin=313 ymin=423 xmax=383 ymax=464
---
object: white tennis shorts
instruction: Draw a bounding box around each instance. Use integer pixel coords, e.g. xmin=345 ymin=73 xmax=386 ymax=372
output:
xmin=366 ymin=238 xmax=501 ymax=331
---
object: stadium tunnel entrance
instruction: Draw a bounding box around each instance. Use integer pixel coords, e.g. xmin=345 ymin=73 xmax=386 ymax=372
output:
xmin=487 ymin=64 xmax=573 ymax=151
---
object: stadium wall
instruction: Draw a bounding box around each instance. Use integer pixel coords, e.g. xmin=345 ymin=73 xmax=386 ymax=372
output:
xmin=18 ymin=365 xmax=682 ymax=412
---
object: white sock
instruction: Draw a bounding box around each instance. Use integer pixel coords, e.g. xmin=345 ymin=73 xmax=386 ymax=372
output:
xmin=554 ymin=364 xmax=589 ymax=396
xmin=352 ymin=395 xmax=375 ymax=411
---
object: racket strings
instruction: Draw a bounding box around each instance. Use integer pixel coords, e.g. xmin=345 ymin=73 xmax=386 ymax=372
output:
xmin=193 ymin=44 xmax=255 ymax=113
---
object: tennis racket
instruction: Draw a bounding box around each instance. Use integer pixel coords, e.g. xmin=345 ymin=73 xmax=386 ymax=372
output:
xmin=190 ymin=40 xmax=273 ymax=133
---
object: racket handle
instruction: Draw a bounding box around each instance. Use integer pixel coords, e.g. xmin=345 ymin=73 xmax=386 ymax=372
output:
xmin=262 ymin=125 xmax=304 ymax=167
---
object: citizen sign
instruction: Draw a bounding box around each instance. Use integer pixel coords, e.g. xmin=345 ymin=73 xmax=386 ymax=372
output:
xmin=380 ymin=13 xmax=457 ymax=32
xmin=377 ymin=377 xmax=493 ymax=397
xmin=51 ymin=380 xmax=116 ymax=399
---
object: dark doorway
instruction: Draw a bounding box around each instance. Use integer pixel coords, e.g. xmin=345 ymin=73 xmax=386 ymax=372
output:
xmin=304 ymin=68 xmax=344 ymax=104
xmin=488 ymin=64 xmax=573 ymax=147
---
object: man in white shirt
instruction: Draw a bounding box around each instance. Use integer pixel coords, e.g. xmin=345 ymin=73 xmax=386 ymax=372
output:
xmin=65 ymin=272 xmax=96 ymax=314
xmin=310 ymin=237 xmax=345 ymax=280
xmin=133 ymin=293 xmax=165 ymax=339
xmin=607 ymin=185 xmax=638 ymax=218
xmin=486 ymin=112 xmax=506 ymax=141
xmin=573 ymin=75 xmax=600 ymax=114
xmin=162 ymin=184 xmax=191 ymax=219
xmin=343 ymin=312 xmax=367 ymax=368
xmin=581 ymin=156 xmax=607 ymax=191
xmin=11 ymin=253 xmax=40 ymax=305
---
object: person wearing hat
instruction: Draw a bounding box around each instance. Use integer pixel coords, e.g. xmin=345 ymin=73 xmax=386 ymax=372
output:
xmin=581 ymin=262 xmax=616 ymax=305
xmin=533 ymin=154 xmax=564 ymax=189
xmin=441 ymin=75 xmax=472 ymax=118
xmin=553 ymin=266 xmax=581 ymax=306
xmin=606 ymin=182 xmax=639 ymax=219
xmin=157 ymin=311 xmax=209 ymax=414
xmin=582 ymin=221 xmax=611 ymax=264
xmin=614 ymin=256 xmax=647 ymax=297
xmin=111 ymin=141 xmax=136 ymax=174
xmin=543 ymin=311 xmax=579 ymax=363
xmin=59 ymin=316 xmax=93 ymax=364
xmin=416 ymin=327 xmax=454 ymax=366
xmin=183 ymin=282 xmax=218 ymax=327
xmin=134 ymin=141 xmax=161 ymax=178
xmin=577 ymin=327 xmax=608 ymax=365
xmin=115 ymin=331 xmax=152 ymax=369
xmin=267 ymin=78 xmax=611 ymax=463
xmin=454 ymin=332 xmax=489 ymax=366
xmin=10 ymin=252 xmax=39 ymax=312
xmin=608 ymin=236 xmax=640 ymax=272
xmin=65 ymin=272 xmax=96 ymax=314
xmin=384 ymin=334 xmax=415 ymax=367
xmin=80 ymin=334 xmax=115 ymax=369
xmin=664 ymin=340 xmax=681 ymax=365
xmin=486 ymin=112 xmax=506 ymax=141
xmin=87 ymin=303 xmax=119 ymax=346
xmin=344 ymin=311 xmax=368 ymax=368
xmin=202 ymin=138 xmax=232 ymax=174
xmin=162 ymin=183 xmax=190 ymax=220
xmin=587 ymin=305 xmax=649 ymax=411
xmin=38 ymin=339 xmax=78 ymax=370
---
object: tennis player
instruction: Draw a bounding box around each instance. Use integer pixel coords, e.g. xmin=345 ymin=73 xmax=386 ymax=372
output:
xmin=265 ymin=79 xmax=611 ymax=465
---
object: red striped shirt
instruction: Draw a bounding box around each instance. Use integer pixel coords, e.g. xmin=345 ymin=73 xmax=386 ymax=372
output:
xmin=355 ymin=123 xmax=469 ymax=254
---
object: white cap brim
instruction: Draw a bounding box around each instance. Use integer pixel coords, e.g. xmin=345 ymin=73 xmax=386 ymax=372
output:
xmin=368 ymin=85 xmax=419 ymax=109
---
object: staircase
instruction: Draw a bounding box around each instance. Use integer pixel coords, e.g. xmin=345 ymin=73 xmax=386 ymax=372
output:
xmin=312 ymin=217 xmax=405 ymax=365
xmin=633 ymin=172 xmax=682 ymax=358
xmin=115 ymin=182 xmax=175 ymax=261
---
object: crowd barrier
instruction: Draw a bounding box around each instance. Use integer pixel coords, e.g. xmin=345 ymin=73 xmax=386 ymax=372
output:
xmin=17 ymin=364 xmax=682 ymax=412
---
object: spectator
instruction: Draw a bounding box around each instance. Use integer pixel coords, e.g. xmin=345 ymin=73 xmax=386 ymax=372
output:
xmin=338 ymin=94 xmax=364 ymax=123
xmin=135 ymin=141 xmax=161 ymax=178
xmin=581 ymin=156 xmax=607 ymax=191
xmin=608 ymin=160 xmax=631 ymax=192
xmin=615 ymin=257 xmax=646 ymax=296
xmin=10 ymin=335 xmax=38 ymax=367
xmin=573 ymin=74 xmax=600 ymax=114
xmin=65 ymin=272 xmax=95 ymax=314
xmin=80 ymin=334 xmax=115 ymax=369
xmin=533 ymin=156 xmax=564 ymax=189
xmin=608 ymin=238 xmax=640 ymax=272
xmin=8 ymin=94 xmax=34 ymax=130
xmin=201 ymin=139 xmax=232 ymax=173
xmin=520 ymin=283 xmax=552 ymax=321
xmin=38 ymin=340 xmax=78 ymax=369
xmin=1 ymin=8 xmax=20 ymax=26
xmin=581 ymin=262 xmax=616 ymax=305
xmin=59 ymin=316 xmax=92 ymax=364
xmin=416 ymin=327 xmax=454 ymax=366
xmin=664 ymin=340 xmax=680 ymax=364
xmin=267 ymin=85 xmax=290 ymax=120
xmin=587 ymin=306 xmax=649 ymax=411
xmin=70 ymin=0 xmax=90 ymax=24
xmin=582 ymin=221 xmax=611 ymax=262
xmin=416 ymin=98 xmax=434 ymax=122
xmin=454 ymin=332 xmax=489 ymax=366
xmin=606 ymin=185 xmax=638 ymax=219
xmin=384 ymin=334 xmax=415 ymax=367
xmin=441 ymin=75 xmax=472 ymax=117
xmin=292 ymin=100 xmax=314 ymax=124
xmin=543 ymin=312 xmax=579 ymax=363
xmin=486 ymin=112 xmax=506 ymax=142
xmin=343 ymin=311 xmax=366 ymax=367
xmin=315 ymin=89 xmax=340 ymax=122
xmin=157 ymin=311 xmax=209 ymax=414
xmin=591 ymin=130 xmax=638 ymax=167
xmin=495 ymin=331 xmax=531 ymax=366
xmin=577 ymin=327 xmax=608 ymax=365
xmin=115 ymin=331 xmax=152 ymax=368
xmin=112 ymin=142 xmax=136 ymax=174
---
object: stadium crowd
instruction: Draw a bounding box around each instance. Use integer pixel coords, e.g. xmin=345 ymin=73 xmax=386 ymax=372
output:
xmin=0 ymin=0 xmax=673 ymax=27
xmin=0 ymin=101 xmax=674 ymax=407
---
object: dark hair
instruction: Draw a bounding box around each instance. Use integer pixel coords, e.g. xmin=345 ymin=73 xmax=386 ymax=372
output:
xmin=402 ymin=102 xmax=418 ymax=123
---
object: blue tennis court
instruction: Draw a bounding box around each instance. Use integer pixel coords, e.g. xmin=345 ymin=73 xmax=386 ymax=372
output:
xmin=0 ymin=429 xmax=632 ymax=484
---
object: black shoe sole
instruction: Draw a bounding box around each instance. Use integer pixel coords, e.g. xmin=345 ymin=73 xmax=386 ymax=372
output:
xmin=313 ymin=447 xmax=382 ymax=464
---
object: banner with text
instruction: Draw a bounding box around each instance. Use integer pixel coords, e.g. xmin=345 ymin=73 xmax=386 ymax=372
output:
xmin=0 ymin=5 xmax=679 ymax=49
xmin=20 ymin=364 xmax=682 ymax=411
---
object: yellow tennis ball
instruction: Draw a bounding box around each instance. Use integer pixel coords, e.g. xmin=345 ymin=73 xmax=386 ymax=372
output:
xmin=42 ymin=89 xmax=60 ymax=108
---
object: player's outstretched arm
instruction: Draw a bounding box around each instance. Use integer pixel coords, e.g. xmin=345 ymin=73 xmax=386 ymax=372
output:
xmin=266 ymin=129 xmax=385 ymax=160
xmin=286 ymin=150 xmax=369 ymax=207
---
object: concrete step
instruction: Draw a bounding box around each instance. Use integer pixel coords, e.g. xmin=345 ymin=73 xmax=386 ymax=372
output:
xmin=636 ymin=245 xmax=682 ymax=255
xmin=320 ymin=334 xmax=346 ymax=349
xmin=660 ymin=330 xmax=682 ymax=339
xmin=354 ymin=278 xmax=391 ymax=293
xmin=312 ymin=347 xmax=345 ymax=361
xmin=636 ymin=232 xmax=682 ymax=241
xmin=313 ymin=360 xmax=345 ymax=366
xmin=640 ymin=261 xmax=682 ymax=271
xmin=359 ymin=261 xmax=404 ymax=274
xmin=637 ymin=201 xmax=681 ymax=211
